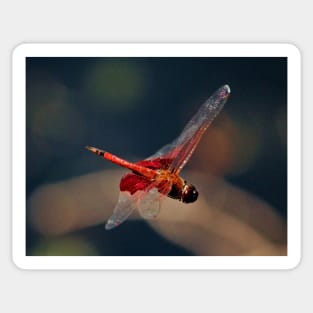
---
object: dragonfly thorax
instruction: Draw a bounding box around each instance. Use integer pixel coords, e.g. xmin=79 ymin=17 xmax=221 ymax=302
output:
xmin=166 ymin=176 xmax=198 ymax=204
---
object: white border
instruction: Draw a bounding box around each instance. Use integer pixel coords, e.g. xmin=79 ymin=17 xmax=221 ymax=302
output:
xmin=12 ymin=44 xmax=301 ymax=270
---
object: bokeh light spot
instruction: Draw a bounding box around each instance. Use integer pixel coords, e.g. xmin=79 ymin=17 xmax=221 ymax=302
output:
xmin=30 ymin=236 xmax=99 ymax=256
xmin=28 ymin=83 xmax=87 ymax=156
xmin=191 ymin=114 xmax=263 ymax=176
xmin=84 ymin=60 xmax=147 ymax=112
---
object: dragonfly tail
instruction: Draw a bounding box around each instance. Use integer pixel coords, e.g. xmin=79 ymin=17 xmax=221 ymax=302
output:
xmin=85 ymin=145 xmax=157 ymax=179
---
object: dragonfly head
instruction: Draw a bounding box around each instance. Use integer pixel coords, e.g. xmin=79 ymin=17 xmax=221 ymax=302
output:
xmin=181 ymin=183 xmax=198 ymax=203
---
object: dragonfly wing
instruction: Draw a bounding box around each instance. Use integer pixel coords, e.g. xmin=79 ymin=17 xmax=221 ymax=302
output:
xmin=105 ymin=191 xmax=137 ymax=230
xmin=106 ymin=180 xmax=171 ymax=229
xmin=148 ymin=85 xmax=230 ymax=173
xmin=137 ymin=188 xmax=161 ymax=219
xmin=147 ymin=143 xmax=177 ymax=160
xmin=137 ymin=181 xmax=172 ymax=219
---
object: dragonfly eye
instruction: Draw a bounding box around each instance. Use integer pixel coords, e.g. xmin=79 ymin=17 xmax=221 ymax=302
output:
xmin=181 ymin=183 xmax=198 ymax=203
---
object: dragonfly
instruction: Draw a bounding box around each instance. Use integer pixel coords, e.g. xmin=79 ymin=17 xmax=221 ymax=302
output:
xmin=86 ymin=84 xmax=231 ymax=230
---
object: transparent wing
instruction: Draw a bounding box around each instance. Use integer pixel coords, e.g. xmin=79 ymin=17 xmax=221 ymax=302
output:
xmin=137 ymin=178 xmax=172 ymax=219
xmin=105 ymin=191 xmax=137 ymax=230
xmin=148 ymin=85 xmax=230 ymax=173
xmin=136 ymin=188 xmax=161 ymax=218
xmin=106 ymin=181 xmax=172 ymax=229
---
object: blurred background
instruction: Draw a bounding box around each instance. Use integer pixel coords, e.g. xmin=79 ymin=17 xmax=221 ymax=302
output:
xmin=26 ymin=57 xmax=287 ymax=256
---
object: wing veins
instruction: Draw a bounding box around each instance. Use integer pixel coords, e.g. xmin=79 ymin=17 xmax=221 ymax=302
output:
xmin=148 ymin=85 xmax=230 ymax=173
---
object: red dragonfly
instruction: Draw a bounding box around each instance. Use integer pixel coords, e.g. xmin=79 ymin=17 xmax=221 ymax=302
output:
xmin=86 ymin=84 xmax=231 ymax=230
